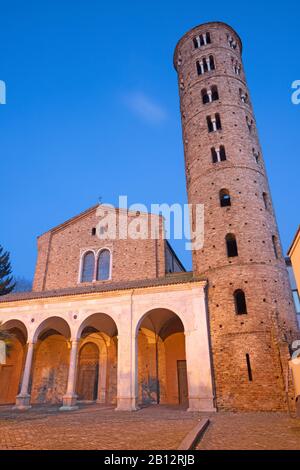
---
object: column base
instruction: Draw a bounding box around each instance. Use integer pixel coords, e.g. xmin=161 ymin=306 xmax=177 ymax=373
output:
xmin=187 ymin=397 xmax=216 ymax=412
xmin=13 ymin=394 xmax=31 ymax=410
xmin=115 ymin=397 xmax=139 ymax=411
xmin=59 ymin=393 xmax=78 ymax=411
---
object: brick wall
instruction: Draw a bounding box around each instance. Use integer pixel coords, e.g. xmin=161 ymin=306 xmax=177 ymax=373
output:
xmin=33 ymin=206 xmax=166 ymax=291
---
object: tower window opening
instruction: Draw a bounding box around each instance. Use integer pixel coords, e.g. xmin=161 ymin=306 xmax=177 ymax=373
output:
xmin=91 ymin=227 xmax=96 ymax=236
xmin=207 ymin=114 xmax=222 ymax=132
xmin=209 ymin=55 xmax=215 ymax=70
xmin=211 ymin=85 xmax=219 ymax=101
xmin=220 ymin=145 xmax=226 ymax=161
xmin=232 ymin=58 xmax=241 ymax=75
xmin=262 ymin=192 xmax=268 ymax=210
xmin=196 ymin=56 xmax=215 ymax=75
xmin=211 ymin=146 xmax=226 ymax=163
xmin=202 ymin=86 xmax=219 ymax=104
xmin=234 ymin=289 xmax=247 ymax=315
xmin=272 ymin=235 xmax=279 ymax=259
xmin=202 ymin=88 xmax=210 ymax=104
xmin=240 ymin=89 xmax=248 ymax=104
xmin=245 ymin=354 xmax=253 ymax=381
xmin=226 ymin=233 xmax=238 ymax=257
xmin=246 ymin=116 xmax=253 ymax=132
xmin=227 ymin=34 xmax=237 ymax=49
xmin=193 ymin=32 xmax=211 ymax=49
xmin=253 ymin=148 xmax=260 ymax=163
xmin=220 ymin=189 xmax=231 ymax=207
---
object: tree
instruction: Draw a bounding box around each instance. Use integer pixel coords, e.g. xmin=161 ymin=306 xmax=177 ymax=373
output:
xmin=0 ymin=245 xmax=16 ymax=296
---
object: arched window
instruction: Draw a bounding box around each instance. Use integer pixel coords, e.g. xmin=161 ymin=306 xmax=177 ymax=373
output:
xmin=211 ymin=85 xmax=219 ymax=101
xmin=234 ymin=289 xmax=247 ymax=315
xmin=215 ymin=113 xmax=222 ymax=130
xmin=211 ymin=146 xmax=226 ymax=163
xmin=220 ymin=189 xmax=231 ymax=207
xmin=196 ymin=60 xmax=202 ymax=76
xmin=220 ymin=145 xmax=226 ymax=161
xmin=209 ymin=55 xmax=215 ymax=70
xmin=272 ymin=236 xmax=279 ymax=259
xmin=207 ymin=116 xmax=213 ymax=132
xmin=202 ymin=88 xmax=210 ymax=104
xmin=262 ymin=192 xmax=268 ymax=210
xmin=81 ymin=251 xmax=95 ymax=283
xmin=226 ymin=233 xmax=238 ymax=257
xmin=97 ymin=249 xmax=111 ymax=281
xmin=253 ymin=148 xmax=260 ymax=163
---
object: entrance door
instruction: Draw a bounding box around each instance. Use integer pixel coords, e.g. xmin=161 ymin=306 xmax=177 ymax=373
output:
xmin=77 ymin=343 xmax=99 ymax=401
xmin=177 ymin=360 xmax=188 ymax=406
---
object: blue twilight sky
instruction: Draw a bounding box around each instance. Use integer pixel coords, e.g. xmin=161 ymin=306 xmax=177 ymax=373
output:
xmin=0 ymin=0 xmax=299 ymax=281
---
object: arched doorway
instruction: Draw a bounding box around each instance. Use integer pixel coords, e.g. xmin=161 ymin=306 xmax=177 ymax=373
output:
xmin=137 ymin=308 xmax=188 ymax=407
xmin=77 ymin=313 xmax=118 ymax=404
xmin=77 ymin=342 xmax=99 ymax=401
xmin=31 ymin=317 xmax=71 ymax=404
xmin=0 ymin=320 xmax=27 ymax=404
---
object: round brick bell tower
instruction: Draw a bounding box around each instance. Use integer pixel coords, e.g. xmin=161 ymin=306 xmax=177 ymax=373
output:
xmin=174 ymin=22 xmax=298 ymax=411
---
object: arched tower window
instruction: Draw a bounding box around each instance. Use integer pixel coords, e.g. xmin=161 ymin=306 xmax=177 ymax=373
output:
xmin=240 ymin=88 xmax=248 ymax=104
xmin=220 ymin=146 xmax=226 ymax=161
xmin=262 ymin=192 xmax=268 ymax=210
xmin=97 ymin=249 xmax=111 ymax=281
xmin=209 ymin=55 xmax=215 ymax=70
xmin=226 ymin=233 xmax=238 ymax=257
xmin=234 ymin=289 xmax=247 ymax=315
xmin=81 ymin=251 xmax=95 ymax=283
xmin=220 ymin=189 xmax=231 ymax=207
xmin=253 ymin=148 xmax=260 ymax=163
xmin=211 ymin=85 xmax=219 ymax=101
xmin=272 ymin=236 xmax=279 ymax=259
xmin=211 ymin=146 xmax=226 ymax=163
xmin=207 ymin=114 xmax=222 ymax=133
xmin=202 ymin=86 xmax=219 ymax=105
xmin=202 ymin=88 xmax=210 ymax=104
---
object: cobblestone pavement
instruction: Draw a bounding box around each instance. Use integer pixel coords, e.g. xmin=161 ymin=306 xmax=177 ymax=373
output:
xmin=197 ymin=412 xmax=300 ymax=450
xmin=0 ymin=404 xmax=200 ymax=450
xmin=1 ymin=404 xmax=300 ymax=450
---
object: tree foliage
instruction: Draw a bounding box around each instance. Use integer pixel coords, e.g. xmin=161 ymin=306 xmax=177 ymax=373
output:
xmin=0 ymin=245 xmax=16 ymax=296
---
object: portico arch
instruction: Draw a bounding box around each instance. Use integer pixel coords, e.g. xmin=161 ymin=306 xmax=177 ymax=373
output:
xmin=76 ymin=313 xmax=118 ymax=405
xmin=136 ymin=308 xmax=188 ymax=407
xmin=0 ymin=320 xmax=27 ymax=405
xmin=31 ymin=317 xmax=71 ymax=404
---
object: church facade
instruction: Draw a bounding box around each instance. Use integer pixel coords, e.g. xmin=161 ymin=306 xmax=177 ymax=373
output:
xmin=0 ymin=22 xmax=298 ymax=412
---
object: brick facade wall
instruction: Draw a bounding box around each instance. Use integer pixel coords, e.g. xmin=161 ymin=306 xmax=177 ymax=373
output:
xmin=174 ymin=22 xmax=299 ymax=410
xmin=33 ymin=206 xmax=166 ymax=291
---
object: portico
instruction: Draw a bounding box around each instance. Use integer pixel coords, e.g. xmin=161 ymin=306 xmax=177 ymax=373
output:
xmin=0 ymin=276 xmax=216 ymax=412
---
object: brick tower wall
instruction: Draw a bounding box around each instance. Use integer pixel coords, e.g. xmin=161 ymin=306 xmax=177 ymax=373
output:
xmin=174 ymin=22 xmax=298 ymax=410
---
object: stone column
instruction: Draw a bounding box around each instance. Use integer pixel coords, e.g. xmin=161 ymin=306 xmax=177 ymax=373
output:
xmin=14 ymin=342 xmax=35 ymax=410
xmin=60 ymin=340 xmax=79 ymax=411
xmin=115 ymin=332 xmax=138 ymax=411
xmin=185 ymin=291 xmax=216 ymax=412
